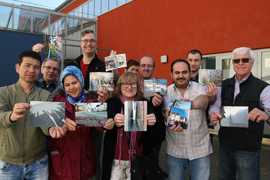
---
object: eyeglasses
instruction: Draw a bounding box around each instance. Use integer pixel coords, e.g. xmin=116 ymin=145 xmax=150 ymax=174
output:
xmin=140 ymin=64 xmax=154 ymax=69
xmin=121 ymin=83 xmax=137 ymax=89
xmin=81 ymin=39 xmax=96 ymax=44
xmin=43 ymin=66 xmax=59 ymax=72
xmin=232 ymin=58 xmax=250 ymax=64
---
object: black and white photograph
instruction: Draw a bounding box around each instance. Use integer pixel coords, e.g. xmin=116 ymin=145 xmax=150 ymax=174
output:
xmin=221 ymin=106 xmax=249 ymax=128
xmin=105 ymin=53 xmax=127 ymax=71
xmin=199 ymin=69 xmax=223 ymax=86
xmin=124 ymin=101 xmax=147 ymax=132
xmin=143 ymin=79 xmax=167 ymax=97
xmin=167 ymin=100 xmax=192 ymax=129
xmin=28 ymin=101 xmax=65 ymax=127
xmin=89 ymin=72 xmax=114 ymax=91
xmin=75 ymin=102 xmax=107 ymax=127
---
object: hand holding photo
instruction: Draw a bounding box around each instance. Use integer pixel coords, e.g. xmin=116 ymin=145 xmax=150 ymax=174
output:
xmin=199 ymin=69 xmax=223 ymax=86
xmin=144 ymin=79 xmax=167 ymax=97
xmin=75 ymin=102 xmax=107 ymax=127
xmin=124 ymin=101 xmax=147 ymax=132
xmin=167 ymin=100 xmax=192 ymax=130
xmin=105 ymin=53 xmax=127 ymax=71
xmin=89 ymin=72 xmax=114 ymax=92
xmin=221 ymin=106 xmax=249 ymax=128
xmin=45 ymin=35 xmax=63 ymax=61
xmin=28 ymin=101 xmax=65 ymax=127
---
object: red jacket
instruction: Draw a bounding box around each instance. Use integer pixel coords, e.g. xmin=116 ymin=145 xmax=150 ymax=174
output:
xmin=49 ymin=93 xmax=97 ymax=180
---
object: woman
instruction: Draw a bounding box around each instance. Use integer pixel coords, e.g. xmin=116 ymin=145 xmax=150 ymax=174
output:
xmin=49 ymin=65 xmax=113 ymax=180
xmin=102 ymin=72 xmax=156 ymax=180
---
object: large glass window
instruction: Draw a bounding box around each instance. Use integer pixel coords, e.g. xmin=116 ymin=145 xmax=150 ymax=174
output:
xmin=261 ymin=51 xmax=270 ymax=83
xmin=94 ymin=0 xmax=102 ymax=16
xmin=101 ymin=0 xmax=109 ymax=13
xmin=221 ymin=57 xmax=233 ymax=79
xmin=109 ymin=0 xmax=118 ymax=9
xmin=202 ymin=56 xmax=216 ymax=69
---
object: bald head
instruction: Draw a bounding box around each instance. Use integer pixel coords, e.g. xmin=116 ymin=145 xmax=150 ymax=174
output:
xmin=139 ymin=56 xmax=155 ymax=79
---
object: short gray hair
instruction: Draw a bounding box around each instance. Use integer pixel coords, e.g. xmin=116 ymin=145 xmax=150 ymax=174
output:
xmin=232 ymin=47 xmax=255 ymax=62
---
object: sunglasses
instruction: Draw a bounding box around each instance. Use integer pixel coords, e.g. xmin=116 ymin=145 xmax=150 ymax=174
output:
xmin=232 ymin=58 xmax=250 ymax=64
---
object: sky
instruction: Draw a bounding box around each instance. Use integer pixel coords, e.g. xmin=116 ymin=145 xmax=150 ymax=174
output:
xmin=0 ymin=0 xmax=66 ymax=9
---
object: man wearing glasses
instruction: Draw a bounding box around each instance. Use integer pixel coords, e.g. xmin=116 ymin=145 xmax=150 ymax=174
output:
xmin=32 ymin=44 xmax=61 ymax=93
xmin=210 ymin=47 xmax=270 ymax=180
xmin=37 ymin=58 xmax=60 ymax=93
xmin=139 ymin=56 xmax=167 ymax=179
xmin=70 ymin=30 xmax=105 ymax=89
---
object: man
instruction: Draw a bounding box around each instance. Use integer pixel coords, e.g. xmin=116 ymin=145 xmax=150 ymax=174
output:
xmin=32 ymin=43 xmax=60 ymax=92
xmin=66 ymin=30 xmax=108 ymax=102
xmin=69 ymin=31 xmax=104 ymax=85
xmin=0 ymin=51 xmax=65 ymax=179
xmin=37 ymin=58 xmax=60 ymax=92
xmin=165 ymin=59 xmax=212 ymax=180
xmin=140 ymin=56 xmax=163 ymax=106
xmin=186 ymin=49 xmax=203 ymax=82
xmin=210 ymin=47 xmax=270 ymax=180
xmin=139 ymin=56 xmax=166 ymax=179
xmin=126 ymin=59 xmax=140 ymax=74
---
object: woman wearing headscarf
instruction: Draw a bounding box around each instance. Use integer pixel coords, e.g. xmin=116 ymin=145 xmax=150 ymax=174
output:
xmin=48 ymin=65 xmax=114 ymax=180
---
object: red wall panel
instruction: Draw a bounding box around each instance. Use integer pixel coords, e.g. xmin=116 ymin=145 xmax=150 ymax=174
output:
xmin=97 ymin=0 xmax=270 ymax=80
xmin=60 ymin=0 xmax=88 ymax=14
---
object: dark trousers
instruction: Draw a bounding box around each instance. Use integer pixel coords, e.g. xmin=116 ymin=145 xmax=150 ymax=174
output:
xmin=219 ymin=144 xmax=260 ymax=180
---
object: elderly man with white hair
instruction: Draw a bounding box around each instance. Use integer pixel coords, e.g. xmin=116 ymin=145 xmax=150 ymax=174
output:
xmin=209 ymin=47 xmax=270 ymax=180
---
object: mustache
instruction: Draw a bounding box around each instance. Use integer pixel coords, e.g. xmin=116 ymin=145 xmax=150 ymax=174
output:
xmin=176 ymin=78 xmax=186 ymax=81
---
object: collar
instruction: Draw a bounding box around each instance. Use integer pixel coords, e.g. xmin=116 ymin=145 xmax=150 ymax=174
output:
xmin=234 ymin=73 xmax=251 ymax=84
xmin=15 ymin=81 xmax=36 ymax=95
xmin=173 ymin=81 xmax=191 ymax=92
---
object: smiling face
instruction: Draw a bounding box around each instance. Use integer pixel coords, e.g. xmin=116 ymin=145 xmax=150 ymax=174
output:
xmin=63 ymin=75 xmax=82 ymax=98
xmin=121 ymin=82 xmax=138 ymax=98
xmin=232 ymin=51 xmax=254 ymax=80
xmin=16 ymin=57 xmax=40 ymax=84
xmin=80 ymin=32 xmax=96 ymax=56
xmin=171 ymin=62 xmax=191 ymax=89
xmin=41 ymin=59 xmax=60 ymax=83
xmin=139 ymin=56 xmax=155 ymax=79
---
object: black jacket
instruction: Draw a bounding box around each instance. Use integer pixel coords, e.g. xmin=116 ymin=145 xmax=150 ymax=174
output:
xmin=101 ymin=96 xmax=154 ymax=180
xmin=66 ymin=54 xmax=105 ymax=90
xmin=220 ymin=74 xmax=268 ymax=151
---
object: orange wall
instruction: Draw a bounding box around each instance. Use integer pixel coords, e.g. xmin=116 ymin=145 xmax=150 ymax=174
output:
xmin=97 ymin=0 xmax=270 ymax=80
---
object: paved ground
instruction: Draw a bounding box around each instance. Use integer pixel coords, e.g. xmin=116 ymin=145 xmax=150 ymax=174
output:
xmin=159 ymin=136 xmax=270 ymax=180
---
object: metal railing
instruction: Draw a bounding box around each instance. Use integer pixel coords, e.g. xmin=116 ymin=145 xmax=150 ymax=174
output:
xmin=0 ymin=1 xmax=96 ymax=38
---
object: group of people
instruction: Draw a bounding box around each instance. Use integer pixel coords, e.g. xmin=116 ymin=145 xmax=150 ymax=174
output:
xmin=0 ymin=29 xmax=269 ymax=180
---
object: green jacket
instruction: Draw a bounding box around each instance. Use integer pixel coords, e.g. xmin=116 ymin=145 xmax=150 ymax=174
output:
xmin=0 ymin=82 xmax=51 ymax=165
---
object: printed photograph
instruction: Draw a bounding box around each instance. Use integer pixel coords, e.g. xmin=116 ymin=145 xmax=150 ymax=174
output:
xmin=75 ymin=102 xmax=107 ymax=127
xmin=124 ymin=101 xmax=147 ymax=132
xmin=199 ymin=69 xmax=223 ymax=86
xmin=45 ymin=35 xmax=63 ymax=61
xmin=89 ymin=72 xmax=114 ymax=91
xmin=28 ymin=101 xmax=65 ymax=127
xmin=105 ymin=53 xmax=127 ymax=71
xmin=167 ymin=100 xmax=192 ymax=129
xmin=144 ymin=79 xmax=167 ymax=97
xmin=221 ymin=106 xmax=249 ymax=128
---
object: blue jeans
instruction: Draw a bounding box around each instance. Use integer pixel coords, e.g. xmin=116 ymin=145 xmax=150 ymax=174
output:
xmin=167 ymin=154 xmax=210 ymax=180
xmin=219 ymin=144 xmax=260 ymax=180
xmin=0 ymin=155 xmax=48 ymax=180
